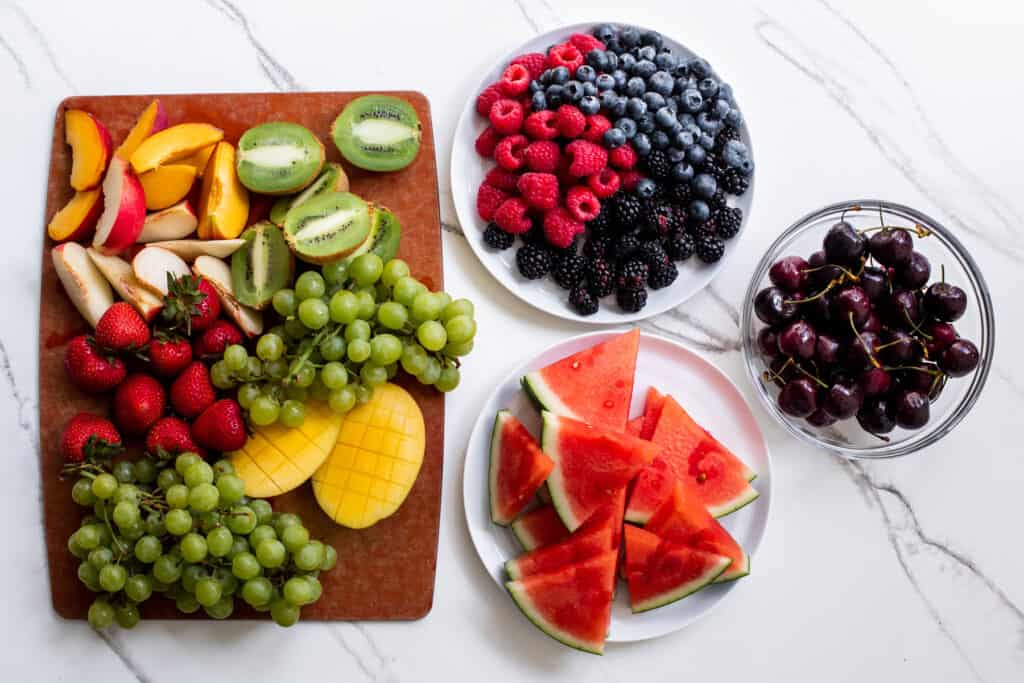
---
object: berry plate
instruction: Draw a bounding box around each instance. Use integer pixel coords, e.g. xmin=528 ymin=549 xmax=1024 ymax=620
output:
xmin=462 ymin=330 xmax=772 ymax=643
xmin=451 ymin=22 xmax=755 ymax=324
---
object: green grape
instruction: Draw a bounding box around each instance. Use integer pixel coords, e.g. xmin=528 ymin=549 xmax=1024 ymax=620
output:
xmin=376 ymin=301 xmax=408 ymax=330
xmin=196 ymin=510 xmax=222 ymax=533
xmin=165 ymin=509 xmax=192 ymax=536
xmin=242 ymin=577 xmax=273 ymax=607
xmin=274 ymin=512 xmax=302 ymax=534
xmin=265 ymin=358 xmax=288 ymax=379
xmin=113 ymin=501 xmax=140 ymax=529
xmin=306 ymin=575 xmax=323 ymax=603
xmin=416 ymin=321 xmax=447 ymax=352
xmin=72 ymin=478 xmax=96 ymax=506
xmin=355 ymin=289 xmax=377 ymax=320
xmin=445 ymin=315 xmax=476 ymax=344
xmin=320 ymin=335 xmax=346 ymax=361
xmin=250 ymin=499 xmax=273 ymax=525
xmin=175 ymin=452 xmax=202 ymax=475
xmin=210 ymin=360 xmax=236 ymax=390
xmin=227 ymin=506 xmax=257 ymax=534
xmin=135 ymin=458 xmax=157 ymax=484
xmin=113 ymin=460 xmax=136 ymax=484
xmin=255 ymin=539 xmax=286 ymax=568
xmin=441 ymin=298 xmax=475 ymax=322
xmin=181 ymin=563 xmax=205 ymax=592
xmin=205 ymin=528 xmax=232 ymax=559
xmin=360 ymin=363 xmax=387 ymax=387
xmin=124 ymin=574 xmax=153 ymax=603
xmin=443 ymin=339 xmax=474 ymax=357
xmin=280 ymin=525 xmax=310 ymax=553
xmin=271 ymin=598 xmax=300 ymax=627
xmin=112 ymin=484 xmax=139 ymax=505
xmin=99 ymin=564 xmax=127 ymax=592
xmin=180 ymin=533 xmax=208 ymax=563
xmin=321 ymin=544 xmax=338 ymax=571
xmin=294 ymin=542 xmax=325 ymax=571
xmin=418 ymin=358 xmax=442 ymax=385
xmin=268 ymin=324 xmax=288 ymax=340
xmin=347 ymin=339 xmax=371 ymax=363
xmin=309 ymin=376 xmax=331 ymax=400
xmin=411 ymin=292 xmax=443 ymax=322
xmin=298 ymin=298 xmax=330 ymax=329
xmin=88 ymin=547 xmax=113 ymax=570
xmin=283 ymin=576 xmax=314 ymax=605
xmin=344 ymin=319 xmax=371 ymax=342
xmin=370 ymin=334 xmax=403 ymax=365
xmin=166 ymin=484 xmax=188 ymax=509
xmin=189 ymin=483 xmax=220 ymax=513
xmin=224 ymin=344 xmax=248 ymax=371
xmin=78 ymin=561 xmax=101 ymax=590
xmin=227 ymin=536 xmax=249 ymax=560
xmin=436 ymin=366 xmax=460 ymax=392
xmin=381 ymin=258 xmax=411 ymax=287
xmin=322 ymin=260 xmax=348 ymax=286
xmin=375 ymin=282 xmax=391 ymax=302
xmin=184 ymin=462 xmax=214 ymax=487
xmin=91 ymin=473 xmax=117 ymax=500
xmin=393 ymin=276 xmax=423 ymax=307
xmin=157 ymin=467 xmax=182 ymax=491
xmin=114 ymin=603 xmax=141 ymax=629
xmin=249 ymin=524 xmax=276 ymax=547
xmin=329 ymin=290 xmax=360 ymax=324
xmin=401 ymin=344 xmax=429 ymax=376
xmin=272 ymin=288 xmax=297 ymax=316
xmin=321 ymin=361 xmax=348 ymax=389
xmin=436 ymin=291 xmax=453 ymax=309
xmin=284 ymin=317 xmax=310 ymax=340
xmin=386 ymin=362 xmax=398 ymax=379
xmin=355 ymin=384 xmax=374 ymax=404
xmin=250 ymin=396 xmax=280 ymax=426
xmin=237 ymin=383 xmax=261 ymax=409
xmin=256 ymin=334 xmax=284 ymax=361
xmin=121 ymin=523 xmax=145 ymax=542
xmin=144 ymin=511 xmax=166 ymax=537
xmin=68 ymin=534 xmax=87 ymax=559
xmin=350 ymin=253 xmax=384 ymax=286
xmin=150 ymin=576 xmax=173 ymax=594
xmin=194 ymin=577 xmax=222 ymax=607
xmin=217 ymin=474 xmax=245 ymax=505
xmin=293 ymin=364 xmax=315 ymax=388
xmin=243 ymin=357 xmax=264 ymax=382
xmin=205 ymin=597 xmax=234 ymax=620
xmin=295 ymin=271 xmax=326 ymax=300
xmin=175 ymin=592 xmax=201 ymax=614
xmin=280 ymin=400 xmax=305 ymax=428
xmin=213 ymin=459 xmax=234 ymax=476
xmin=88 ymin=599 xmax=115 ymax=629
xmin=231 ymin=551 xmax=261 ymax=580
xmin=328 ymin=386 xmax=356 ymax=414
xmin=134 ymin=535 xmax=162 ymax=563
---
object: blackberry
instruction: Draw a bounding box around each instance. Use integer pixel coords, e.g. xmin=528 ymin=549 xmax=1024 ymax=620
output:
xmin=612 ymin=192 xmax=643 ymax=229
xmin=613 ymin=232 xmax=642 ymax=262
xmin=648 ymin=262 xmax=679 ymax=289
xmin=520 ymin=222 xmax=545 ymax=245
xmin=716 ymin=125 xmax=741 ymax=148
xmin=552 ymin=253 xmax=587 ymax=289
xmin=589 ymin=202 xmax=614 ymax=236
xmin=616 ymin=287 xmax=648 ymax=313
xmin=587 ymin=258 xmax=615 ymax=298
xmin=516 ymin=243 xmax=553 ymax=279
xmin=695 ymin=233 xmax=725 ymax=263
xmin=644 ymin=149 xmax=671 ymax=180
xmin=666 ymin=230 xmax=696 ymax=261
xmin=637 ymin=240 xmax=669 ymax=267
xmin=583 ymin=234 xmax=613 ymax=260
xmin=642 ymin=201 xmax=681 ymax=237
xmin=617 ymin=259 xmax=649 ymax=290
xmin=666 ymin=182 xmax=691 ymax=206
xmin=710 ymin=189 xmax=727 ymax=211
xmin=483 ymin=222 xmax=514 ymax=250
xmin=721 ymin=168 xmax=750 ymax=196
xmin=702 ymin=150 xmax=726 ymax=180
xmin=716 ymin=206 xmax=743 ymax=239
xmin=569 ymin=287 xmax=599 ymax=316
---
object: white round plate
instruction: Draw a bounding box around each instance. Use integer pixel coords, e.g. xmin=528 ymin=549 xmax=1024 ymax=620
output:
xmin=451 ymin=22 xmax=756 ymax=324
xmin=462 ymin=330 xmax=772 ymax=643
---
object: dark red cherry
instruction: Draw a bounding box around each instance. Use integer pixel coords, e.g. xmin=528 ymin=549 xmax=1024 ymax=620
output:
xmin=769 ymin=256 xmax=809 ymax=293
xmin=860 ymin=367 xmax=892 ymax=397
xmin=754 ymin=287 xmax=798 ymax=326
xmin=757 ymin=327 xmax=780 ymax=358
xmin=823 ymin=382 xmax=864 ymax=420
xmin=887 ymin=289 xmax=922 ymax=330
xmin=802 ymin=293 xmax=833 ymax=327
xmin=897 ymin=251 xmax=931 ymax=289
xmin=824 ymin=221 xmax=867 ymax=266
xmin=833 ymin=286 xmax=871 ymax=327
xmin=778 ymin=320 xmax=817 ymax=359
xmin=939 ymin=339 xmax=979 ymax=377
xmin=857 ymin=398 xmax=896 ymax=434
xmin=860 ymin=310 xmax=882 ymax=334
xmin=778 ymin=377 xmax=818 ymax=417
xmin=767 ymin=356 xmax=794 ymax=388
xmin=859 ymin=266 xmax=889 ymax=301
xmin=807 ymin=250 xmax=843 ymax=289
xmin=893 ymin=390 xmax=930 ymax=429
xmin=814 ymin=334 xmax=841 ymax=365
xmin=924 ymin=282 xmax=967 ymax=322
xmin=924 ymin=322 xmax=958 ymax=357
xmin=846 ymin=331 xmax=880 ymax=370
xmin=868 ymin=228 xmax=913 ymax=267
xmin=880 ymin=329 xmax=920 ymax=364
xmin=806 ymin=408 xmax=838 ymax=428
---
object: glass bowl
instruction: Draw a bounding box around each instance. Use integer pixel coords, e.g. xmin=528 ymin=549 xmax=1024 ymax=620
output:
xmin=740 ymin=200 xmax=994 ymax=458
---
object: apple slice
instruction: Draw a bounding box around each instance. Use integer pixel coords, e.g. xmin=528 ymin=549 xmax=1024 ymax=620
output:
xmin=92 ymin=157 xmax=146 ymax=255
xmin=65 ymin=110 xmax=112 ymax=191
xmin=137 ymin=201 xmax=198 ymax=242
xmin=138 ymin=164 xmax=197 ymax=211
xmin=148 ymin=239 xmax=245 ymax=261
xmin=133 ymin=246 xmax=191 ymax=296
xmin=52 ymin=242 xmax=114 ymax=327
xmin=115 ymin=99 xmax=168 ymax=160
xmin=192 ymin=255 xmax=263 ymax=336
xmin=130 ymin=123 xmax=224 ymax=175
xmin=47 ymin=188 xmax=103 ymax=242
xmin=87 ymin=248 xmax=164 ymax=321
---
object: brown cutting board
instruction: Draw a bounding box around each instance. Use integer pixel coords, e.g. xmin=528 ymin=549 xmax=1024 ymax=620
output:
xmin=40 ymin=92 xmax=444 ymax=620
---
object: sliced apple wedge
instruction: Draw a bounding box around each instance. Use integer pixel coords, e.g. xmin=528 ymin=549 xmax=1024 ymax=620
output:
xmin=192 ymin=255 xmax=263 ymax=336
xmin=87 ymin=248 xmax=163 ymax=321
xmin=52 ymin=242 xmax=114 ymax=327
xmin=148 ymin=239 xmax=245 ymax=261
xmin=133 ymin=246 xmax=191 ymax=296
xmin=48 ymin=188 xmax=103 ymax=242
xmin=92 ymin=157 xmax=147 ymax=255
xmin=137 ymin=201 xmax=198 ymax=242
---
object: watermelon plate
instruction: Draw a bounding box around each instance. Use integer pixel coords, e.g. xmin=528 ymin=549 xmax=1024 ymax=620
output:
xmin=623 ymin=525 xmax=731 ymax=613
xmin=489 ymin=410 xmax=554 ymax=525
xmin=506 ymin=505 xmax=617 ymax=580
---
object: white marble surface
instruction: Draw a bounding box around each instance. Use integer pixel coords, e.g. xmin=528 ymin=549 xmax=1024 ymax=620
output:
xmin=1 ymin=0 xmax=1022 ymax=680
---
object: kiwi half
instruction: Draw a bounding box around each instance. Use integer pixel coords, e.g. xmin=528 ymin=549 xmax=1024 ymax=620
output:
xmin=344 ymin=204 xmax=401 ymax=264
xmin=231 ymin=221 xmax=294 ymax=309
xmin=236 ymin=122 xmax=325 ymax=195
xmin=283 ymin=191 xmax=371 ymax=264
xmin=269 ymin=162 xmax=350 ymax=226
xmin=331 ymin=95 xmax=421 ymax=172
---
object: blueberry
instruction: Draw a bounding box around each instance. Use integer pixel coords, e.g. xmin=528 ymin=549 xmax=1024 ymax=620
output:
xmin=563 ymin=81 xmax=584 ymax=103
xmin=633 ymin=132 xmax=652 ymax=156
xmin=697 ymin=112 xmax=721 ymax=133
xmin=604 ymin=51 xmax=619 ymax=70
xmin=620 ymin=53 xmax=637 ymax=73
xmin=689 ymin=199 xmax=711 ymax=223
xmin=698 ymin=77 xmax=719 ymax=99
xmin=671 ymin=162 xmax=695 ymax=182
xmin=639 ymin=30 xmax=663 ymax=48
xmin=718 ymin=82 xmax=734 ymax=102
xmin=648 ymin=71 xmax=675 ymax=96
xmin=635 ymin=60 xmax=657 ymax=80
xmin=693 ymin=173 xmax=717 ymax=198
xmin=600 ymin=89 xmax=619 ymax=110
xmin=642 ymin=92 xmax=666 ymax=110
xmin=606 ymin=38 xmax=625 ymax=55
xmin=673 ymin=130 xmax=695 ymax=149
xmin=539 ymin=69 xmax=553 ymax=85
xmin=655 ymin=106 xmax=676 ymax=129
xmin=654 ymin=52 xmax=677 ymax=71
xmin=531 ymin=91 xmax=548 ymax=111
xmin=625 ymin=76 xmax=646 ymax=97
xmin=739 ymin=158 xmax=755 ymax=176
xmin=576 ymin=65 xmax=597 ymax=83
xmin=667 ymin=147 xmax=686 ymax=163
xmin=551 ymin=66 xmax=570 ymax=84
xmin=626 ymin=97 xmax=647 ymax=119
xmin=672 ymin=63 xmax=690 ymax=79
xmin=595 ymin=73 xmax=616 ymax=91
xmin=582 ymin=81 xmax=598 ymax=97
xmin=637 ymin=112 xmax=656 ymax=134
xmin=637 ymin=45 xmax=657 ymax=61
xmin=593 ymin=24 xmax=617 ymax=43
xmin=609 ymin=96 xmax=628 ymax=118
xmin=725 ymin=107 xmax=743 ymax=126
xmin=686 ymin=144 xmax=706 ymax=165
xmin=615 ymin=118 xmax=638 ymax=139
xmin=545 ymin=84 xmax=564 ymax=106
xmin=651 ymin=130 xmax=670 ymax=149
xmin=636 ymin=178 xmax=658 ymax=198
xmin=678 ymin=112 xmax=695 ymax=128
xmin=713 ymin=98 xmax=731 ymax=118
xmin=687 ymin=58 xmax=711 ymax=79
xmin=699 ymin=133 xmax=715 ymax=150
xmin=682 ymin=89 xmax=703 ymax=113
xmin=666 ymin=119 xmax=683 ymax=135
xmin=586 ymin=49 xmax=609 ymax=72
xmin=611 ymin=69 xmax=628 ymax=91
xmin=673 ymin=77 xmax=688 ymax=95
xmin=529 ymin=80 xmax=543 ymax=94
xmin=603 ymin=127 xmax=627 ymax=149
xmin=620 ymin=26 xmax=641 ymax=48
xmin=722 ymin=139 xmax=749 ymax=167
xmin=579 ymin=95 xmax=601 ymax=116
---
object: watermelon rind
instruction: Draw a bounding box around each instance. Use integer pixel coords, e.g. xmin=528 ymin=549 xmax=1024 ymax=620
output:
xmin=488 ymin=410 xmax=513 ymax=525
xmin=506 ymin=580 xmax=605 ymax=655
xmin=714 ymin=551 xmax=751 ymax=583
xmin=511 ymin=518 xmax=539 ymax=550
xmin=539 ymin=411 xmax=584 ymax=531
xmin=521 ymin=374 xmax=580 ymax=421
xmin=631 ymin=554 xmax=732 ymax=613
xmin=706 ymin=484 xmax=760 ymax=519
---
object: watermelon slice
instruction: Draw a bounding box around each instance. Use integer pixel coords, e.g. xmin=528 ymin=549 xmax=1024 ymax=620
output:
xmin=541 ymin=411 xmax=659 ymax=530
xmin=506 ymin=550 xmax=618 ymax=654
xmin=639 ymin=387 xmax=666 ymax=440
xmin=506 ymin=505 xmax=616 ymax=579
xmin=646 ymin=482 xmax=749 ymax=582
xmin=625 ymin=396 xmax=758 ymax=523
xmin=522 ymin=329 xmax=640 ymax=432
xmin=625 ymin=416 xmax=644 ymax=437
xmin=623 ymin=525 xmax=731 ymax=612
xmin=489 ymin=411 xmax=555 ymax=525
xmin=511 ymin=505 xmax=569 ymax=551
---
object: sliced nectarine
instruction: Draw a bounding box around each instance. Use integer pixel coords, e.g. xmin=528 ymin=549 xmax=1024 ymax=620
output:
xmin=138 ymin=164 xmax=197 ymax=210
xmin=115 ymin=99 xmax=168 ymax=160
xmin=181 ymin=144 xmax=216 ymax=177
xmin=197 ymin=142 xmax=249 ymax=240
xmin=129 ymin=123 xmax=224 ymax=175
xmin=65 ymin=110 xmax=112 ymax=191
xmin=47 ymin=189 xmax=103 ymax=242
xmin=92 ymin=157 xmax=147 ymax=255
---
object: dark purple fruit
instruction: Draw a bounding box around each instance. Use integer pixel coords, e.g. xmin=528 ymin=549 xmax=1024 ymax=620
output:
xmin=939 ymin=339 xmax=979 ymax=377
xmin=867 ymin=228 xmax=912 ymax=267
xmin=888 ymin=289 xmax=922 ymax=330
xmin=880 ymin=329 xmax=920 ymax=364
xmin=778 ymin=320 xmax=817 ymax=359
xmin=897 ymin=251 xmax=931 ymax=289
xmin=807 ymin=250 xmax=842 ymax=289
xmin=824 ymin=221 xmax=867 ymax=266
xmin=768 ymin=255 xmax=809 ymax=293
xmin=815 ymin=334 xmax=841 ymax=365
xmin=754 ymin=286 xmax=797 ymax=325
xmin=895 ymin=366 xmax=942 ymax=398
xmin=924 ymin=282 xmax=967 ymax=322
xmin=757 ymin=327 xmax=780 ymax=358
xmin=823 ymin=382 xmax=864 ymax=420
xmin=833 ymin=286 xmax=871 ymax=327
xmin=801 ymin=293 xmax=832 ymax=327
xmin=861 ymin=311 xmax=882 ymax=334
xmin=860 ymin=367 xmax=892 ymax=397
xmin=807 ymin=408 xmax=838 ymax=428
xmin=778 ymin=377 xmax=818 ymax=417
xmin=859 ymin=266 xmax=889 ymax=301
xmin=846 ymin=331 xmax=880 ymax=370
xmin=767 ymin=356 xmax=794 ymax=388
xmin=924 ymin=322 xmax=958 ymax=357
xmin=893 ymin=390 xmax=930 ymax=429
xmin=857 ymin=398 xmax=896 ymax=434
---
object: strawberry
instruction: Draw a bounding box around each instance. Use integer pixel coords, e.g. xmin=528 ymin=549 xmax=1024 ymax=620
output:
xmin=149 ymin=335 xmax=193 ymax=378
xmin=61 ymin=413 xmax=123 ymax=463
xmin=112 ymin=373 xmax=166 ymax=435
xmin=191 ymin=399 xmax=247 ymax=452
xmin=64 ymin=335 xmax=126 ymax=394
xmin=161 ymin=274 xmax=220 ymax=335
xmin=95 ymin=302 xmax=150 ymax=352
xmin=170 ymin=361 xmax=216 ymax=418
xmin=146 ymin=416 xmax=204 ymax=458
xmin=193 ymin=320 xmax=243 ymax=359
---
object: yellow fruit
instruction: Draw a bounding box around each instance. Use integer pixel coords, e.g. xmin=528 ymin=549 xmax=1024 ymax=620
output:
xmin=313 ymin=383 xmax=425 ymax=529
xmin=228 ymin=400 xmax=342 ymax=498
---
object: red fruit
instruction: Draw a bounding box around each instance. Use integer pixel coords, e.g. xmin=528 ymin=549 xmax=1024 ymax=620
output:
xmin=477 ymin=183 xmax=510 ymax=221
xmin=546 ymin=43 xmax=583 ymax=72
xmin=523 ymin=110 xmax=560 ymax=140
xmin=476 ymin=82 xmax=504 ymax=116
xmin=522 ymin=140 xmax=561 ymax=173
xmin=493 ymin=198 xmax=533 ymax=234
xmin=193 ymin=320 xmax=243 ymax=359
xmin=556 ymin=105 xmax=586 ymax=139
xmin=587 ymin=168 xmax=621 ymax=198
xmin=149 ymin=335 xmax=193 ymax=378
xmin=484 ymin=167 xmax=520 ymax=192
xmin=543 ymin=207 xmax=585 ymax=248
xmin=489 ymin=98 xmax=524 ymax=135
xmin=581 ymin=114 xmax=612 ymax=143
xmin=161 ymin=274 xmax=220 ymax=336
xmin=494 ymin=134 xmax=528 ymax=171
xmin=191 ymin=399 xmax=247 ymax=453
xmin=568 ymin=33 xmax=606 ymax=54
xmin=510 ymin=52 xmax=546 ymax=79
xmin=113 ymin=373 xmax=166 ymax=435
xmin=609 ymin=143 xmax=638 ymax=170
xmin=64 ymin=335 xmax=126 ymax=394
xmin=620 ymin=170 xmax=643 ymax=192
xmin=517 ymin=172 xmax=560 ymax=210
xmin=146 ymin=416 xmax=203 ymax=457
xmin=475 ymin=127 xmax=501 ymax=158
xmin=95 ymin=302 xmax=150 ymax=352
xmin=170 ymin=361 xmax=217 ymax=419
xmin=499 ymin=63 xmax=531 ymax=96
xmin=61 ymin=412 xmax=122 ymax=463
xmin=565 ymin=186 xmax=601 ymax=222
xmin=565 ymin=140 xmax=608 ymax=177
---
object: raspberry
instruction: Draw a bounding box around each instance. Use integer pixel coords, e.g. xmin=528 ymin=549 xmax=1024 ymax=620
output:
xmin=648 ymin=262 xmax=679 ymax=289
xmin=489 ymin=98 xmax=524 ymax=135
xmin=616 ymin=287 xmax=648 ymax=313
xmin=695 ymin=233 xmax=725 ymax=263
xmin=484 ymin=167 xmax=520 ymax=192
xmin=609 ymin=143 xmax=637 ymax=170
xmin=523 ymin=140 xmax=561 ymax=173
xmin=474 ymin=127 xmax=500 ymax=157
xmin=511 ymin=52 xmax=546 ymax=80
xmin=516 ymin=244 xmax=552 ymax=280
xmin=494 ymin=197 xmax=532 ymax=234
xmin=554 ymin=154 xmax=576 ymax=189
xmin=523 ymin=110 xmax=559 ymax=140
xmin=587 ymin=168 xmax=621 ymax=199
xmin=556 ymin=105 xmax=586 ymax=139
xmin=569 ymin=287 xmax=599 ymax=316
xmin=565 ymin=140 xmax=607 ymax=178
xmin=500 ymin=63 xmax=531 ymax=97
xmin=552 ymin=253 xmax=587 ymax=289
xmin=587 ymin=258 xmax=615 ymax=298
xmin=620 ymin=170 xmax=642 ymax=192
xmin=483 ymin=223 xmax=515 ymax=250
xmin=494 ymin=134 xmax=528 ymax=171
xmin=476 ymin=83 xmax=504 ymax=117
xmin=476 ymin=183 xmax=509 ymax=221
xmin=568 ymin=33 xmax=606 ymax=54
xmin=617 ymin=260 xmax=649 ymax=290
xmin=546 ymin=43 xmax=583 ymax=72
xmin=542 ymin=207 xmax=585 ymax=248
xmin=517 ymin=172 xmax=560 ymax=210
xmin=565 ymin=186 xmax=601 ymax=222
xmin=581 ymin=114 xmax=612 ymax=143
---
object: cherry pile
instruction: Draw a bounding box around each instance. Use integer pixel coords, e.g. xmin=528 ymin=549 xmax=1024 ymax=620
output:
xmin=754 ymin=215 xmax=981 ymax=438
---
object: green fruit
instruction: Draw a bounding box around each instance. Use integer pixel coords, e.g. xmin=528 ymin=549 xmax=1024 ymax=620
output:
xmin=231 ymin=221 xmax=294 ymax=309
xmin=341 ymin=203 xmax=401 ymax=266
xmin=236 ymin=122 xmax=325 ymax=195
xmin=269 ymin=162 xmax=350 ymax=226
xmin=283 ymin=191 xmax=372 ymax=264
xmin=331 ymin=95 xmax=421 ymax=172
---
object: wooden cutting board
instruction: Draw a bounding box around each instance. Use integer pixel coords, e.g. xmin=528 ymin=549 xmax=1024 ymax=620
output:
xmin=40 ymin=92 xmax=444 ymax=621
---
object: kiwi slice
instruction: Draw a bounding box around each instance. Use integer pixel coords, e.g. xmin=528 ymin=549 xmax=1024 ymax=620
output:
xmin=331 ymin=95 xmax=422 ymax=172
xmin=283 ymin=192 xmax=371 ymax=263
xmin=343 ymin=204 xmax=401 ymax=264
xmin=269 ymin=162 xmax=350 ymax=226
xmin=231 ymin=221 xmax=294 ymax=309
xmin=236 ymin=122 xmax=325 ymax=195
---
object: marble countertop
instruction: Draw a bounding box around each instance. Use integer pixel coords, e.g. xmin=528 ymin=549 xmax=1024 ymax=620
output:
xmin=2 ymin=0 xmax=1021 ymax=680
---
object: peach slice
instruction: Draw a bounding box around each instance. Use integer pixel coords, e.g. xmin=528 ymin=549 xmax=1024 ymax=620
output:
xmin=181 ymin=144 xmax=216 ymax=177
xmin=114 ymin=99 xmax=168 ymax=160
xmin=137 ymin=200 xmax=198 ymax=242
xmin=87 ymin=248 xmax=164 ymax=321
xmin=65 ymin=110 xmax=112 ymax=191
xmin=129 ymin=123 xmax=224 ymax=175
xmin=52 ymin=242 xmax=114 ymax=327
xmin=132 ymin=246 xmax=190 ymax=296
xmin=192 ymin=255 xmax=263 ymax=336
xmin=197 ymin=142 xmax=249 ymax=240
xmin=148 ymin=239 xmax=245 ymax=261
xmin=92 ymin=157 xmax=147 ymax=255
xmin=47 ymin=188 xmax=103 ymax=242
xmin=138 ymin=164 xmax=197 ymax=211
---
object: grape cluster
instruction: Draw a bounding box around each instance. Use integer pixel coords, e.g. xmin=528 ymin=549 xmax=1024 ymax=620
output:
xmin=209 ymin=253 xmax=478 ymax=427
xmin=66 ymin=453 xmax=336 ymax=628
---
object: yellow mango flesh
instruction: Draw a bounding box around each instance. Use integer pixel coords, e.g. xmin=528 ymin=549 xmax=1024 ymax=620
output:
xmin=138 ymin=164 xmax=196 ymax=210
xmin=197 ymin=141 xmax=249 ymax=240
xmin=313 ymin=383 xmax=425 ymax=529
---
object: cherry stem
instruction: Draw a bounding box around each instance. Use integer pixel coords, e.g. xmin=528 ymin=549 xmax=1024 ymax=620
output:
xmin=762 ymin=357 xmax=794 ymax=383
xmin=792 ymin=362 xmax=829 ymax=389
xmin=848 ymin=312 xmax=881 ymax=369
xmin=902 ymin=310 xmax=933 ymax=340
